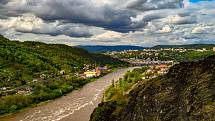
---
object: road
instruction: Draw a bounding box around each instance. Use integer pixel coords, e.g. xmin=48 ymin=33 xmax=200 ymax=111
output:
xmin=0 ymin=67 xmax=137 ymax=121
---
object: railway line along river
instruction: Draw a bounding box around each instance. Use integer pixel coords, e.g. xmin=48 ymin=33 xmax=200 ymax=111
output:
xmin=0 ymin=67 xmax=137 ymax=121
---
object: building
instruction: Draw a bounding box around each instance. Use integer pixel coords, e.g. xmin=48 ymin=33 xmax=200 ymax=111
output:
xmin=32 ymin=79 xmax=38 ymax=82
xmin=60 ymin=70 xmax=66 ymax=75
xmin=158 ymin=64 xmax=168 ymax=74
xmin=84 ymin=71 xmax=98 ymax=78
xmin=98 ymin=67 xmax=108 ymax=71
xmin=16 ymin=87 xmax=32 ymax=95
xmin=213 ymin=47 xmax=215 ymax=52
xmin=159 ymin=64 xmax=168 ymax=69
xmin=84 ymin=68 xmax=101 ymax=78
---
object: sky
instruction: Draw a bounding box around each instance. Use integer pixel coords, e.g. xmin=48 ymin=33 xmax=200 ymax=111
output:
xmin=0 ymin=0 xmax=215 ymax=46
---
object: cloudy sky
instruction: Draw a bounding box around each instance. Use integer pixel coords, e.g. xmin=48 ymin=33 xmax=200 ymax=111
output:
xmin=0 ymin=0 xmax=215 ymax=46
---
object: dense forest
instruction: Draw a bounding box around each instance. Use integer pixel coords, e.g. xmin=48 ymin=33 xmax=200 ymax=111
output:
xmin=0 ymin=35 xmax=128 ymax=115
xmin=91 ymin=56 xmax=215 ymax=121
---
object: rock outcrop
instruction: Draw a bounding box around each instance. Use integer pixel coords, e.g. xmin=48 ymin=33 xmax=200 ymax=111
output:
xmin=91 ymin=56 xmax=215 ymax=121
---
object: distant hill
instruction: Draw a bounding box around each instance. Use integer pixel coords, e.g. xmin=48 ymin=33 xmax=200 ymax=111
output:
xmin=152 ymin=44 xmax=215 ymax=49
xmin=78 ymin=44 xmax=215 ymax=53
xmin=77 ymin=45 xmax=145 ymax=53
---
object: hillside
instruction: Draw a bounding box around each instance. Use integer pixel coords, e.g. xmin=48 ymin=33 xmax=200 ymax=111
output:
xmin=78 ymin=44 xmax=215 ymax=53
xmin=77 ymin=45 xmax=145 ymax=53
xmin=90 ymin=56 xmax=215 ymax=121
xmin=0 ymin=35 xmax=128 ymax=115
xmin=152 ymin=44 xmax=215 ymax=49
xmin=0 ymin=35 xmax=127 ymax=88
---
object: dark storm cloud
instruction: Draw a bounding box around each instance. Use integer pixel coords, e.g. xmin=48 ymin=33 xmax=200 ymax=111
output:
xmin=127 ymin=0 xmax=183 ymax=11
xmin=0 ymin=0 xmax=183 ymax=33
xmin=34 ymin=3 xmax=137 ymax=33
xmin=18 ymin=29 xmax=92 ymax=37
xmin=0 ymin=0 xmax=134 ymax=33
xmin=0 ymin=0 xmax=215 ymax=46
xmin=14 ymin=23 xmax=93 ymax=37
xmin=0 ymin=0 xmax=10 ymax=5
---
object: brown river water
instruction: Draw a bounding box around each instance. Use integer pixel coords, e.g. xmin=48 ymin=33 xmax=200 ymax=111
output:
xmin=0 ymin=67 xmax=137 ymax=121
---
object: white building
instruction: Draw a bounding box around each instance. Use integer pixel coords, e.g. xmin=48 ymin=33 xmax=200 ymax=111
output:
xmin=84 ymin=68 xmax=101 ymax=78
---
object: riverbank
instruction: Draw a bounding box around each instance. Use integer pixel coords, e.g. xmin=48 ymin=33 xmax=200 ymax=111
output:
xmin=0 ymin=67 xmax=121 ymax=118
xmin=90 ymin=67 xmax=148 ymax=121
xmin=0 ymin=67 xmax=137 ymax=121
xmin=90 ymin=56 xmax=215 ymax=121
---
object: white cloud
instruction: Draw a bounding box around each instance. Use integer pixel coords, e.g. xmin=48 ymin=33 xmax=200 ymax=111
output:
xmin=0 ymin=14 xmax=48 ymax=33
xmin=0 ymin=0 xmax=215 ymax=46
xmin=130 ymin=15 xmax=144 ymax=23
xmin=92 ymin=0 xmax=112 ymax=6
xmin=191 ymin=25 xmax=214 ymax=34
xmin=0 ymin=13 xmax=106 ymax=37
xmin=162 ymin=14 xmax=196 ymax=25
xmin=94 ymin=31 xmax=123 ymax=39
xmin=159 ymin=25 xmax=172 ymax=33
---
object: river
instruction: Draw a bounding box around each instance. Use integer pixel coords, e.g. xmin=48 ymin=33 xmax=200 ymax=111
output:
xmin=0 ymin=67 xmax=137 ymax=121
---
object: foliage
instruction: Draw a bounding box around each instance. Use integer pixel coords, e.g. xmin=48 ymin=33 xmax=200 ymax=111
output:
xmin=0 ymin=35 xmax=128 ymax=115
xmin=104 ymin=67 xmax=148 ymax=102
xmin=91 ymin=67 xmax=148 ymax=121
xmin=112 ymin=49 xmax=215 ymax=62
xmin=0 ymin=35 xmax=127 ymax=88
xmin=0 ymin=77 xmax=91 ymax=115
xmin=90 ymin=56 xmax=215 ymax=121
xmin=157 ymin=50 xmax=215 ymax=62
xmin=90 ymin=101 xmax=118 ymax=121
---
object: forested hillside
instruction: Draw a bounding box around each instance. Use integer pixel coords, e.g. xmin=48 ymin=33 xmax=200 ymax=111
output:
xmin=0 ymin=35 xmax=128 ymax=115
xmin=0 ymin=35 xmax=126 ymax=88
xmin=91 ymin=56 xmax=215 ymax=121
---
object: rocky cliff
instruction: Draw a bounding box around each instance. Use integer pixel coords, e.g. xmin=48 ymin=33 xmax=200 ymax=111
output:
xmin=90 ymin=56 xmax=215 ymax=121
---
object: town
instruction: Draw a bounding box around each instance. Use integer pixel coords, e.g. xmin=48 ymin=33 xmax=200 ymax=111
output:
xmin=102 ymin=46 xmax=215 ymax=82
xmin=0 ymin=65 xmax=111 ymax=97
xmin=1 ymin=46 xmax=215 ymax=97
xmin=104 ymin=47 xmax=215 ymax=65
